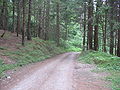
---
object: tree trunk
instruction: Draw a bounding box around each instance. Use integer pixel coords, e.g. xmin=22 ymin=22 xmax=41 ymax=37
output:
xmin=94 ymin=1 xmax=99 ymax=51
xmin=103 ymin=6 xmax=107 ymax=52
xmin=16 ymin=0 xmax=20 ymax=37
xmin=45 ymin=0 xmax=50 ymax=40
xmin=88 ymin=0 xmax=93 ymax=50
xmin=117 ymin=2 xmax=120 ymax=57
xmin=109 ymin=0 xmax=114 ymax=54
xmin=114 ymin=31 xmax=117 ymax=55
xmin=117 ymin=29 xmax=120 ymax=57
xmin=38 ymin=8 xmax=42 ymax=38
xmin=64 ymin=6 xmax=68 ymax=40
xmin=56 ymin=2 xmax=60 ymax=46
xmin=27 ymin=0 xmax=32 ymax=40
xmin=22 ymin=0 xmax=25 ymax=46
xmin=94 ymin=25 xmax=99 ymax=50
xmin=42 ymin=1 xmax=46 ymax=40
xmin=83 ymin=2 xmax=86 ymax=51
xmin=1 ymin=0 xmax=7 ymax=37
xmin=12 ymin=0 xmax=15 ymax=33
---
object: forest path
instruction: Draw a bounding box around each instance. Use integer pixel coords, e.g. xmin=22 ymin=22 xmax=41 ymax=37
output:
xmin=0 ymin=52 xmax=110 ymax=90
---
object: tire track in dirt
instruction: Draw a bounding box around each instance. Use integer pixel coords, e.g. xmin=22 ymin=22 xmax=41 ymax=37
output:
xmin=1 ymin=52 xmax=111 ymax=90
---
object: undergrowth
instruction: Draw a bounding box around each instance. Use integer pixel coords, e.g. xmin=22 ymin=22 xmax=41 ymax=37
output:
xmin=0 ymin=59 xmax=17 ymax=77
xmin=79 ymin=50 xmax=120 ymax=90
xmin=0 ymin=38 xmax=65 ymax=78
xmin=60 ymin=39 xmax=82 ymax=52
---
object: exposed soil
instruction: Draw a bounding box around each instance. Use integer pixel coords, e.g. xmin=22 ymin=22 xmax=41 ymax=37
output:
xmin=0 ymin=52 xmax=111 ymax=90
xmin=0 ymin=30 xmax=22 ymax=50
xmin=0 ymin=30 xmax=24 ymax=64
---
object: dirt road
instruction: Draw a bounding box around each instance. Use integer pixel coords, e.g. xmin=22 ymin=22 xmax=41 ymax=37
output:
xmin=0 ymin=52 xmax=110 ymax=90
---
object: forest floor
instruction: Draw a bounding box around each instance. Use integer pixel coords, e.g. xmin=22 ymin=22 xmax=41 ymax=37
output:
xmin=0 ymin=52 xmax=111 ymax=90
xmin=0 ymin=30 xmax=23 ymax=64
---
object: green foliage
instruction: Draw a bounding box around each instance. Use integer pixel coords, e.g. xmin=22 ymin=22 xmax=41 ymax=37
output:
xmin=60 ymin=39 xmax=81 ymax=52
xmin=0 ymin=64 xmax=17 ymax=77
xmin=0 ymin=58 xmax=17 ymax=77
xmin=65 ymin=46 xmax=81 ymax=52
xmin=0 ymin=46 xmax=7 ymax=50
xmin=0 ymin=59 xmax=4 ymax=65
xmin=79 ymin=51 xmax=120 ymax=71
xmin=79 ymin=51 xmax=120 ymax=90
xmin=107 ymin=72 xmax=120 ymax=90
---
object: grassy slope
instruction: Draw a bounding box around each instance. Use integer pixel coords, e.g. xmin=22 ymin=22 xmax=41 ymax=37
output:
xmin=0 ymin=38 xmax=65 ymax=77
xmin=79 ymin=51 xmax=120 ymax=90
xmin=0 ymin=31 xmax=81 ymax=78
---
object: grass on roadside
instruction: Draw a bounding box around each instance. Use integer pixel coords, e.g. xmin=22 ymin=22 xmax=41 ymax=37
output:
xmin=0 ymin=46 xmax=7 ymax=50
xmin=0 ymin=38 xmax=65 ymax=78
xmin=79 ymin=50 xmax=120 ymax=90
xmin=64 ymin=46 xmax=81 ymax=52
xmin=0 ymin=58 xmax=17 ymax=77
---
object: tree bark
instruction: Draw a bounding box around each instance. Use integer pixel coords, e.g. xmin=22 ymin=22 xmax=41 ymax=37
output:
xmin=109 ymin=0 xmax=114 ymax=54
xmin=22 ymin=0 xmax=25 ymax=46
xmin=103 ymin=4 xmax=107 ymax=52
xmin=16 ymin=0 xmax=20 ymax=37
xmin=38 ymin=8 xmax=42 ymax=38
xmin=117 ymin=2 xmax=120 ymax=57
xmin=94 ymin=1 xmax=99 ymax=51
xmin=88 ymin=0 xmax=93 ymax=50
xmin=83 ymin=2 xmax=86 ymax=51
xmin=27 ymin=0 xmax=32 ymax=40
xmin=56 ymin=2 xmax=60 ymax=46
xmin=45 ymin=0 xmax=50 ymax=40
xmin=117 ymin=29 xmax=120 ymax=57
xmin=1 ymin=0 xmax=7 ymax=37
xmin=12 ymin=0 xmax=15 ymax=33
xmin=42 ymin=1 xmax=46 ymax=40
